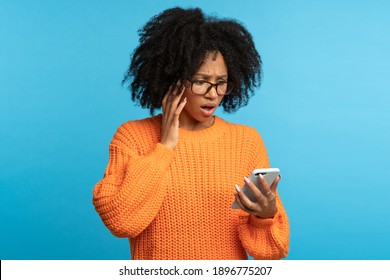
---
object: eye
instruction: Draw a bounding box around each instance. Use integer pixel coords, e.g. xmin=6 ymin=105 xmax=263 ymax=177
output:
xmin=193 ymin=80 xmax=206 ymax=86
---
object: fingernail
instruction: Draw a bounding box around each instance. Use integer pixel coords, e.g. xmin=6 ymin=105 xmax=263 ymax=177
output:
xmin=235 ymin=184 xmax=241 ymax=193
xmin=244 ymin=177 xmax=250 ymax=184
xmin=259 ymin=174 xmax=264 ymax=180
xmin=183 ymin=97 xmax=187 ymax=102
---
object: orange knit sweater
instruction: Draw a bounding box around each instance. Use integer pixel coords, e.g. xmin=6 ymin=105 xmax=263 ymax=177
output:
xmin=93 ymin=115 xmax=289 ymax=259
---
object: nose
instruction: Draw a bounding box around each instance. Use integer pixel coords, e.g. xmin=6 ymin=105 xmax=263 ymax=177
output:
xmin=204 ymin=85 xmax=218 ymax=99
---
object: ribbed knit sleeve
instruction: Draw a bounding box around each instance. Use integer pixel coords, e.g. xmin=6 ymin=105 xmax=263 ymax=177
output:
xmin=92 ymin=121 xmax=174 ymax=238
xmin=237 ymin=127 xmax=290 ymax=259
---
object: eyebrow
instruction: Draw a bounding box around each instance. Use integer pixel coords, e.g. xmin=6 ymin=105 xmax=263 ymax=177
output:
xmin=193 ymin=73 xmax=228 ymax=79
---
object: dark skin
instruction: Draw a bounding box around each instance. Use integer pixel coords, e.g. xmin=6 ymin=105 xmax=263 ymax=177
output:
xmin=234 ymin=174 xmax=282 ymax=219
xmin=159 ymin=85 xmax=186 ymax=149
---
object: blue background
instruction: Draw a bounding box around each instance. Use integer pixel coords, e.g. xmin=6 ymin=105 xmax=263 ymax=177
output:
xmin=1 ymin=0 xmax=389 ymax=260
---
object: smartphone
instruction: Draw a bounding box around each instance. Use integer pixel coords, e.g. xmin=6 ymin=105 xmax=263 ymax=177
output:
xmin=232 ymin=168 xmax=280 ymax=209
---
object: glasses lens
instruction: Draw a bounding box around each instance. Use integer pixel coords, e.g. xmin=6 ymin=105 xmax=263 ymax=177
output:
xmin=191 ymin=81 xmax=209 ymax=95
xmin=190 ymin=80 xmax=234 ymax=95
xmin=216 ymin=82 xmax=227 ymax=95
xmin=220 ymin=82 xmax=234 ymax=95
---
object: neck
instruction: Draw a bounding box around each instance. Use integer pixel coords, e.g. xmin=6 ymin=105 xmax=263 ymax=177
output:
xmin=179 ymin=115 xmax=215 ymax=131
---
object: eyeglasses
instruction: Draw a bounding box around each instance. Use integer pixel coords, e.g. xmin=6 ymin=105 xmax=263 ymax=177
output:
xmin=187 ymin=79 xmax=234 ymax=96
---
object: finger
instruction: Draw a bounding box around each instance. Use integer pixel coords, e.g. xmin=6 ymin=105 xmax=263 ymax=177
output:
xmin=165 ymin=85 xmax=183 ymax=113
xmin=163 ymin=85 xmax=183 ymax=120
xmin=234 ymin=193 xmax=257 ymax=216
xmin=235 ymin=184 xmax=257 ymax=211
xmin=244 ymin=176 xmax=263 ymax=200
xmin=173 ymin=80 xmax=183 ymax=94
xmin=257 ymin=173 xmax=272 ymax=197
xmin=173 ymin=97 xmax=187 ymax=122
xmin=162 ymin=90 xmax=170 ymax=109
xmin=162 ymin=88 xmax=173 ymax=115
xmin=171 ymin=86 xmax=185 ymax=107
xmin=168 ymin=82 xmax=177 ymax=96
xmin=167 ymin=80 xmax=183 ymax=97
xmin=270 ymin=174 xmax=281 ymax=193
xmin=168 ymin=88 xmax=185 ymax=120
xmin=162 ymin=87 xmax=185 ymax=131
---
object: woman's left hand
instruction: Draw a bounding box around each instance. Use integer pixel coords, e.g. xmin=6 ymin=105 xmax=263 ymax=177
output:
xmin=234 ymin=174 xmax=281 ymax=219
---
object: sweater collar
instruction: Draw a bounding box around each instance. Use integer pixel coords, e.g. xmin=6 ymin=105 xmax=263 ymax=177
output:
xmin=152 ymin=114 xmax=228 ymax=143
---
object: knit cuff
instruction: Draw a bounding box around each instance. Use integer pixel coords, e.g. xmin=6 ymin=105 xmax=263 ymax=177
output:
xmin=247 ymin=209 xmax=279 ymax=228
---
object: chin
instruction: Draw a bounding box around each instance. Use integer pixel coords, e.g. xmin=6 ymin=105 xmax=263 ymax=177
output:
xmin=198 ymin=114 xmax=213 ymax=122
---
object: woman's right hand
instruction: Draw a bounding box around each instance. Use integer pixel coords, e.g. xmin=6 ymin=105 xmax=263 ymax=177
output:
xmin=160 ymin=84 xmax=187 ymax=149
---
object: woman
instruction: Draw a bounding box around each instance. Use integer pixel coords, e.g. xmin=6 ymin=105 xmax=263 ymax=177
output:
xmin=92 ymin=7 xmax=289 ymax=260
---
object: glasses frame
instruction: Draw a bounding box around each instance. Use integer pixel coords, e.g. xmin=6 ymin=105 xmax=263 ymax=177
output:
xmin=187 ymin=79 xmax=234 ymax=96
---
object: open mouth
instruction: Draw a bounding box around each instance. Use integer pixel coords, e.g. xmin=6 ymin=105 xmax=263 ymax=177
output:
xmin=201 ymin=105 xmax=215 ymax=111
xmin=200 ymin=104 xmax=216 ymax=116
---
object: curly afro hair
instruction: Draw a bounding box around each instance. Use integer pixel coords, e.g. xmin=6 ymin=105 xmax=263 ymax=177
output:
xmin=122 ymin=7 xmax=262 ymax=115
